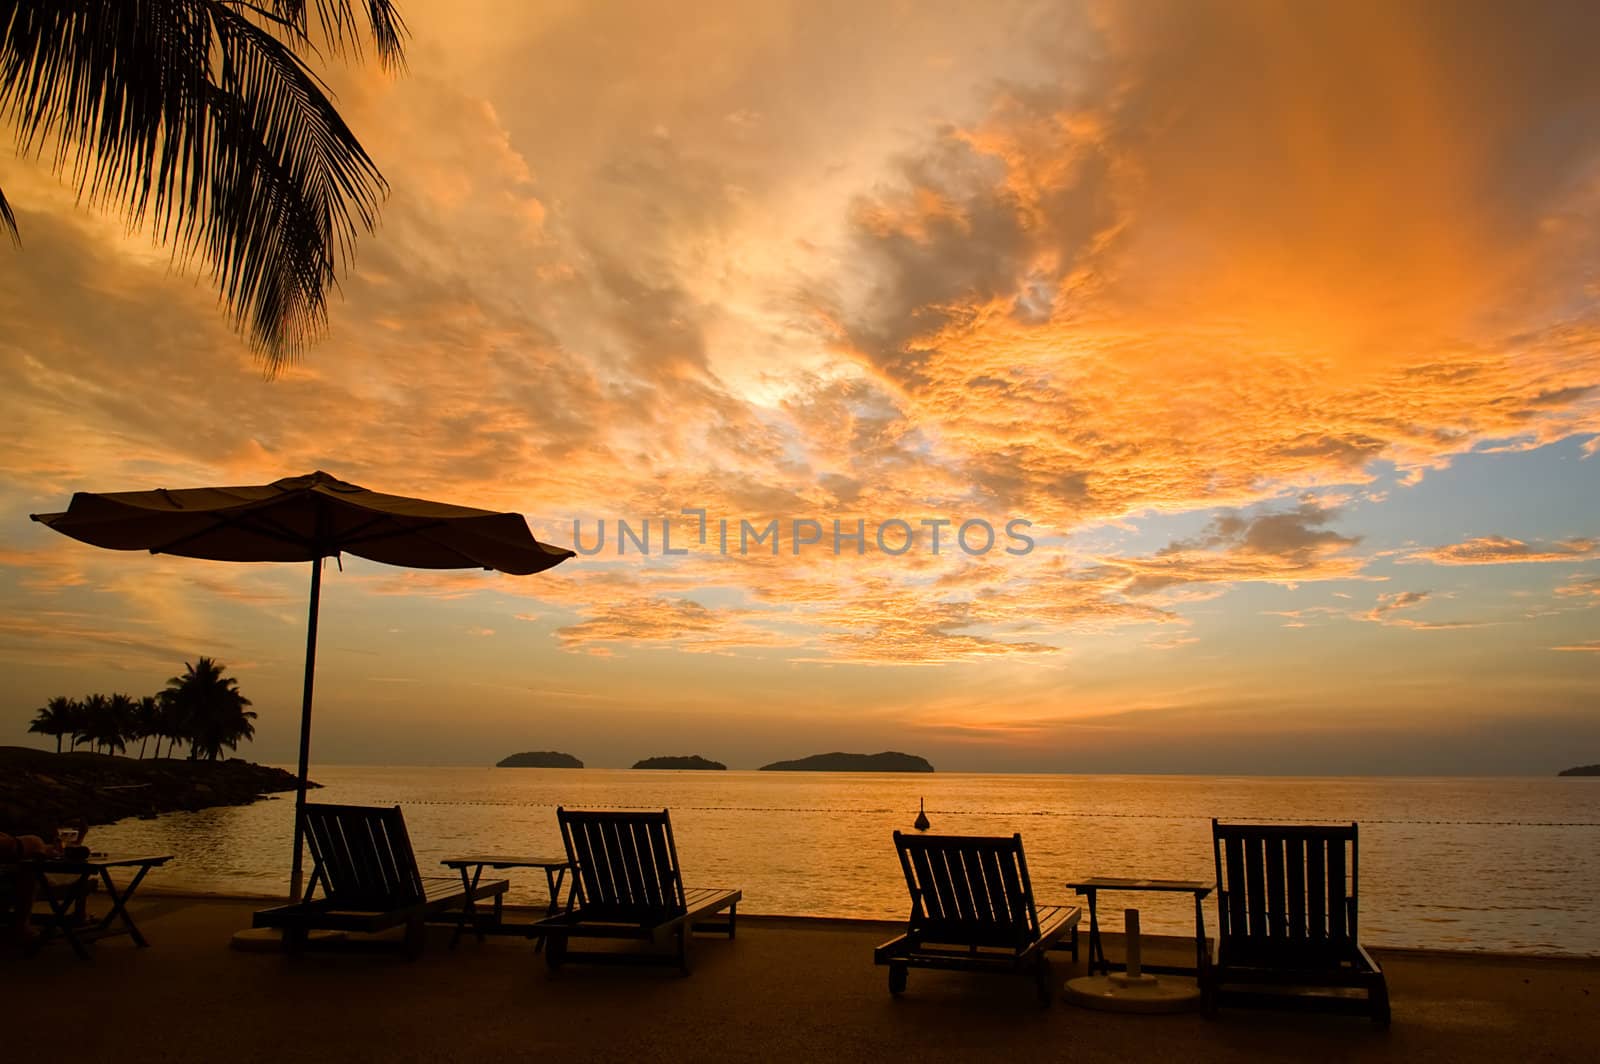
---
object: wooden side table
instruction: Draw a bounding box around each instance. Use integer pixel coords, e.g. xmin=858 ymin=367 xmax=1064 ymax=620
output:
xmin=13 ymin=854 xmax=174 ymax=959
xmin=1066 ymin=877 xmax=1214 ymax=976
xmin=441 ymin=855 xmax=570 ymax=949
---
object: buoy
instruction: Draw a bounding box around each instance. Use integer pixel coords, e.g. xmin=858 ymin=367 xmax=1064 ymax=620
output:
xmin=913 ymin=798 xmax=930 ymax=832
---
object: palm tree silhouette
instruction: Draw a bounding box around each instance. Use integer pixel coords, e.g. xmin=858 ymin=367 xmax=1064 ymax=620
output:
xmin=0 ymin=1 xmax=407 ymax=369
xmin=155 ymin=689 xmax=184 ymax=759
xmin=99 ymin=692 xmax=136 ymax=755
xmin=165 ymin=657 xmax=256 ymax=761
xmin=76 ymin=692 xmax=111 ymax=752
xmin=27 ymin=694 xmax=78 ymax=752
xmin=133 ymin=694 xmax=161 ymax=758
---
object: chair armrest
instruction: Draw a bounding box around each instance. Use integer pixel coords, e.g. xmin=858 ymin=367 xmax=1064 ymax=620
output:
xmin=873 ymin=931 xmax=917 ymax=963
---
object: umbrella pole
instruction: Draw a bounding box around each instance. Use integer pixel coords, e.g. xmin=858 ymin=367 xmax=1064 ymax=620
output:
xmin=289 ymin=557 xmax=323 ymax=902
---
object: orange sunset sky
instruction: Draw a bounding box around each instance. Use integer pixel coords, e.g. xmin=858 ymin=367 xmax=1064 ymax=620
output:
xmin=2 ymin=0 xmax=1597 ymax=774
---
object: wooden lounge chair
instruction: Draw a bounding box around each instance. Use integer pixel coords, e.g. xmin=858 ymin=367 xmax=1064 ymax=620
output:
xmin=534 ymin=807 xmax=740 ymax=973
xmin=1205 ymin=820 xmax=1390 ymax=1026
xmin=252 ymin=803 xmax=509 ymax=956
xmin=874 ymin=831 xmax=1081 ymax=1004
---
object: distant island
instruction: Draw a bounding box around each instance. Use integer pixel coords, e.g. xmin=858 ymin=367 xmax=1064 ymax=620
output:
xmin=496 ymin=751 xmax=583 ymax=768
xmin=1558 ymin=764 xmax=1600 ymax=777
xmin=759 ymin=751 xmax=934 ymax=773
xmin=633 ymin=755 xmax=727 ymax=770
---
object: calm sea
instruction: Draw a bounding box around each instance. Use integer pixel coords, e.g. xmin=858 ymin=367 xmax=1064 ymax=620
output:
xmin=90 ymin=766 xmax=1600 ymax=955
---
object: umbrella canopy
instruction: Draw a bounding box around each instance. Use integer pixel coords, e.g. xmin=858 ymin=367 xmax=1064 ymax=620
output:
xmin=30 ymin=470 xmax=573 ymax=573
xmin=32 ymin=470 xmax=574 ymax=898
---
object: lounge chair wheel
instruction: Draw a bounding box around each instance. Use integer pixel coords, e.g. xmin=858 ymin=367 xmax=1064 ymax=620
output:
xmin=888 ymin=964 xmax=907 ymax=995
xmin=1371 ymin=981 xmax=1392 ymax=1028
xmin=1200 ymin=976 xmax=1217 ymax=1019
xmin=545 ymin=935 xmax=566 ymax=972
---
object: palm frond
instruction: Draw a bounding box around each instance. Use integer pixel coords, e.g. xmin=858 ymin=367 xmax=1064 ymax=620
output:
xmin=225 ymin=2 xmax=406 ymax=71
xmin=0 ymin=181 xmax=16 ymax=245
xmin=0 ymin=0 xmax=407 ymax=370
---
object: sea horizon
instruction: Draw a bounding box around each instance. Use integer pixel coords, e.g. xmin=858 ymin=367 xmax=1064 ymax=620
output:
xmin=264 ymin=759 xmax=1594 ymax=781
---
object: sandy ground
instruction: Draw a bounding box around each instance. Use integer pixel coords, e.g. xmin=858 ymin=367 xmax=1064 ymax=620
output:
xmin=4 ymin=895 xmax=1595 ymax=1063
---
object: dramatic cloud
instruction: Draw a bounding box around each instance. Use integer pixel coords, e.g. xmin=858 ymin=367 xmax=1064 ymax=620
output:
xmin=555 ymin=597 xmax=802 ymax=656
xmin=2 ymin=1 xmax=1598 ymax=768
xmin=1107 ymin=505 xmax=1364 ymax=595
xmin=1406 ymin=537 xmax=1600 ymax=566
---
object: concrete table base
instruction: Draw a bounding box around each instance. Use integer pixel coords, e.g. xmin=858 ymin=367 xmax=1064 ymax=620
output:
xmin=1065 ymin=971 xmax=1202 ymax=1013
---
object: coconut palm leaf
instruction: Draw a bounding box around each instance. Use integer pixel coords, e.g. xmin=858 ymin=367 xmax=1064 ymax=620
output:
xmin=252 ymin=1 xmax=407 ymax=72
xmin=0 ymin=0 xmax=406 ymax=370
xmin=0 ymin=182 xmax=16 ymax=244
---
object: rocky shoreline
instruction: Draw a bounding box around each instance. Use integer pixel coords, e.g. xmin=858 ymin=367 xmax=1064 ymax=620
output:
xmin=0 ymin=746 xmax=307 ymax=838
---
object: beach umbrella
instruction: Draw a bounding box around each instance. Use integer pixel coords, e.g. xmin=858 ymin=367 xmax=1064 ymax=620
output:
xmin=31 ymin=470 xmax=574 ymax=899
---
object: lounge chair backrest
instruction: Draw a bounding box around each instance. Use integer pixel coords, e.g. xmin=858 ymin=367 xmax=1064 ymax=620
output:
xmin=893 ymin=831 xmax=1042 ymax=950
xmin=1212 ymin=820 xmax=1359 ymax=960
xmin=301 ymin=803 xmax=425 ymax=908
xmin=556 ymin=807 xmax=688 ymax=919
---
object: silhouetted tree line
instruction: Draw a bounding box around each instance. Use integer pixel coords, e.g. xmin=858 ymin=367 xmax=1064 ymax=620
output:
xmin=28 ymin=657 xmax=256 ymax=762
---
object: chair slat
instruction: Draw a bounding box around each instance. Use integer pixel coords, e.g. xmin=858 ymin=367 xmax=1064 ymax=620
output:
xmin=654 ymin=818 xmax=685 ymax=909
xmin=1244 ymin=836 xmax=1267 ymax=938
xmin=1224 ymin=835 xmax=1247 ymax=938
xmin=619 ymin=822 xmax=637 ymax=905
xmin=1286 ymin=835 xmax=1306 ymax=941
xmin=1265 ymin=836 xmax=1286 ymax=940
xmin=602 ymin=820 xmax=632 ymax=907
xmin=627 ymin=823 xmax=648 ymax=907
xmin=1327 ymin=835 xmax=1348 ymax=945
xmin=568 ymin=819 xmax=602 ymax=907
xmin=1306 ymin=837 xmax=1326 ymax=942
xmin=908 ymin=845 xmax=943 ymax=921
xmin=978 ymin=848 xmax=1009 ymax=926
xmin=947 ymin=846 xmax=977 ymax=922
xmin=928 ymin=847 xmax=960 ymax=922
xmin=998 ymin=847 xmax=1025 ymax=930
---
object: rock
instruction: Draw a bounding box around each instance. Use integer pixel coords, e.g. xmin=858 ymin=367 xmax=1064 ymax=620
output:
xmin=0 ymin=746 xmax=308 ymax=837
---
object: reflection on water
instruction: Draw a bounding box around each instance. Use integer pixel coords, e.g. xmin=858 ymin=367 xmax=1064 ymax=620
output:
xmin=91 ymin=767 xmax=1600 ymax=955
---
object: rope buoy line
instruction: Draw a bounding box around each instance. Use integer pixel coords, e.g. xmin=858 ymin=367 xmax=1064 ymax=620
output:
xmin=367 ymin=798 xmax=1600 ymax=829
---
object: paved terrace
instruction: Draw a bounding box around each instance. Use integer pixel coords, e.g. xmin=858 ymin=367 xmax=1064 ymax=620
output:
xmin=6 ymin=895 xmax=1594 ymax=1063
